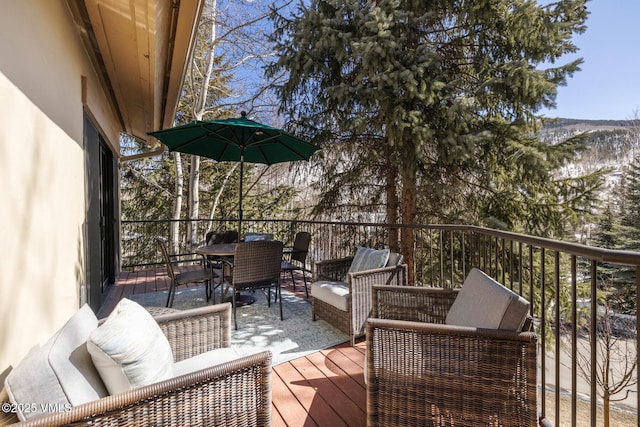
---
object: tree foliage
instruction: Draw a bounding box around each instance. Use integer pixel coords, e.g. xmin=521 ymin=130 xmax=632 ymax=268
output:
xmin=122 ymin=0 xmax=301 ymax=251
xmin=269 ymin=0 xmax=600 ymax=280
xmin=590 ymin=157 xmax=640 ymax=314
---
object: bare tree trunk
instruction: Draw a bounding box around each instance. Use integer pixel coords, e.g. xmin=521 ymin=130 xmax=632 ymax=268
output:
xmin=187 ymin=0 xmax=217 ymax=249
xmin=604 ymin=389 xmax=610 ymax=427
xmin=400 ymin=161 xmax=417 ymax=285
xmin=171 ymin=152 xmax=184 ymax=253
xmin=384 ymin=152 xmax=400 ymax=253
xmin=207 ymin=164 xmax=238 ymax=232
xmin=188 ymin=155 xmax=200 ymax=249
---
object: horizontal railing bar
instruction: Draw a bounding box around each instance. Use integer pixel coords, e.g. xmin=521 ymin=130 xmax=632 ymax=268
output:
xmin=124 ymin=218 xmax=640 ymax=266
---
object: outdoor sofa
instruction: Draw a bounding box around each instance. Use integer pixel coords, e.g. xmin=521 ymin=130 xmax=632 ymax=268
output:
xmin=1 ymin=301 xmax=271 ymax=426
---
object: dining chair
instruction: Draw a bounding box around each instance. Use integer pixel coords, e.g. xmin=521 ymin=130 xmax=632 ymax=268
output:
xmin=281 ymin=231 xmax=312 ymax=297
xmin=205 ymin=230 xmax=238 ymax=245
xmin=156 ymin=237 xmax=217 ymax=307
xmin=203 ymin=230 xmax=239 ymax=287
xmin=229 ymin=240 xmax=284 ymax=329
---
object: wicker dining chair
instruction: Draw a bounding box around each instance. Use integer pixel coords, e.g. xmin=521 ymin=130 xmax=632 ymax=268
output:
xmin=281 ymin=231 xmax=312 ymax=297
xmin=156 ymin=237 xmax=217 ymax=307
xmin=366 ymin=284 xmax=538 ymax=427
xmin=205 ymin=230 xmax=239 ymax=245
xmin=229 ymin=240 xmax=284 ymax=329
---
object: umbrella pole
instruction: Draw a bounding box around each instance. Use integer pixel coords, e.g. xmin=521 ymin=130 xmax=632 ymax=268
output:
xmin=238 ymin=152 xmax=244 ymax=238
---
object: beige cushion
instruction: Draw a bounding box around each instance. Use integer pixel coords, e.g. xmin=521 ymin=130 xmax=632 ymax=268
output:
xmin=348 ymin=247 xmax=390 ymax=273
xmin=445 ymin=268 xmax=530 ymax=331
xmin=386 ymin=252 xmax=403 ymax=267
xmin=87 ymin=298 xmax=174 ymax=395
xmin=4 ymin=305 xmax=107 ymax=421
xmin=311 ymin=280 xmax=350 ymax=311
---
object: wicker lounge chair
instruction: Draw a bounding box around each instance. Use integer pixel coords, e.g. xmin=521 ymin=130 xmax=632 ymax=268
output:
xmin=366 ymin=280 xmax=538 ymax=427
xmin=1 ymin=303 xmax=272 ymax=427
xmin=311 ymin=248 xmax=407 ymax=345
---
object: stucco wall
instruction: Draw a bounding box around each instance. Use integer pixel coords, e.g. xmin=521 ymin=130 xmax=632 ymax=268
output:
xmin=0 ymin=1 xmax=120 ymax=371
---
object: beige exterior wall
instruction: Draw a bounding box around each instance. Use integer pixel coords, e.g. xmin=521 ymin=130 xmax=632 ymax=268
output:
xmin=0 ymin=1 xmax=121 ymax=370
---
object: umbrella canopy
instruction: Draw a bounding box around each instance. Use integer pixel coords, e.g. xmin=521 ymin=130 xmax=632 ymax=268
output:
xmin=148 ymin=112 xmax=320 ymax=235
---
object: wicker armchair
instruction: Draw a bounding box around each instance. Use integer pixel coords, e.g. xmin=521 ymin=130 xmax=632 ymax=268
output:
xmin=311 ymin=251 xmax=407 ymax=345
xmin=1 ymin=304 xmax=272 ymax=427
xmin=366 ymin=285 xmax=538 ymax=427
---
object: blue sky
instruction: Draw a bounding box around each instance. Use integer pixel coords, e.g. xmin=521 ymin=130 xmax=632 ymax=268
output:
xmin=539 ymin=0 xmax=640 ymax=121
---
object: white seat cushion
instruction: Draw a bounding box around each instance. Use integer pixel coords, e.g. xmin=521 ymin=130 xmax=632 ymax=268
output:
xmin=87 ymin=298 xmax=175 ymax=395
xmin=4 ymin=305 xmax=107 ymax=421
xmin=173 ymin=347 xmax=245 ymax=377
xmin=445 ymin=268 xmax=530 ymax=331
xmin=311 ymin=280 xmax=350 ymax=311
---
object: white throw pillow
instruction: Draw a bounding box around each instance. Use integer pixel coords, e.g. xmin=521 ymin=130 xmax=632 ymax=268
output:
xmin=87 ymin=298 xmax=175 ymax=395
xmin=445 ymin=268 xmax=530 ymax=331
xmin=348 ymin=246 xmax=390 ymax=274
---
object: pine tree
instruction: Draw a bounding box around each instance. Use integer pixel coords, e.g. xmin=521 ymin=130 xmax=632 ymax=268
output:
xmin=269 ymin=0 xmax=597 ymax=281
xmin=606 ymin=157 xmax=640 ymax=313
xmin=620 ymin=158 xmax=640 ymax=249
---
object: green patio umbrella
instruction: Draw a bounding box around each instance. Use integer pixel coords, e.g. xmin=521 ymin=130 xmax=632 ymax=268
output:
xmin=148 ymin=112 xmax=320 ymax=236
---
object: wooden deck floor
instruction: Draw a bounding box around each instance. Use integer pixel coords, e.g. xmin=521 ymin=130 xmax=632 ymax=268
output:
xmin=102 ymin=267 xmax=367 ymax=427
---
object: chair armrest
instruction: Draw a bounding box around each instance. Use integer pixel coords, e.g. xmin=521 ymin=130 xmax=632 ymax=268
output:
xmin=154 ymin=303 xmax=231 ymax=362
xmin=313 ymin=257 xmax=353 ymax=281
xmin=366 ymin=318 xmax=537 ymax=427
xmin=348 ymin=264 xmax=408 ymax=286
xmin=346 ymin=264 xmax=408 ymax=338
xmin=13 ymin=351 xmax=272 ymax=427
xmin=371 ymin=285 xmax=458 ymax=323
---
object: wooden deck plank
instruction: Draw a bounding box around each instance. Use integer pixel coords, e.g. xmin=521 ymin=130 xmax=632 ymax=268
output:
xmin=289 ymin=356 xmax=366 ymax=427
xmin=274 ymin=360 xmax=349 ymax=427
xmin=272 ymin=366 xmax=318 ymax=427
xmin=271 ymin=403 xmax=286 ymax=427
xmin=305 ymin=348 xmax=366 ymax=412
xmin=319 ymin=345 xmax=366 ymax=390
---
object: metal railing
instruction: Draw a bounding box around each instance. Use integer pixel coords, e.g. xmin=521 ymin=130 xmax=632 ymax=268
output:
xmin=121 ymin=218 xmax=639 ymax=426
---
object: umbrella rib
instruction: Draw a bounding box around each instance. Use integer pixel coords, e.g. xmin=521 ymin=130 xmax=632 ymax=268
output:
xmin=245 ymin=133 xmax=316 ymax=161
xmin=167 ymin=131 xmax=214 ymax=152
xmin=278 ymin=140 xmax=313 ymax=160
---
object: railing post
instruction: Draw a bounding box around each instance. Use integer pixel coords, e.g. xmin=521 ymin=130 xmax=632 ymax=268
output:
xmin=590 ymin=260 xmax=598 ymax=427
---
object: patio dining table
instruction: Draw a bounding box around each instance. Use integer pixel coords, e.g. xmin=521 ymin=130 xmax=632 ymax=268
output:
xmin=196 ymin=243 xmax=237 ymax=258
xmin=195 ymin=243 xmax=255 ymax=306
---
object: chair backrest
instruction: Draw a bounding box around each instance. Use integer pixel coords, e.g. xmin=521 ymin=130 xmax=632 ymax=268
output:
xmin=156 ymin=237 xmax=176 ymax=279
xmin=232 ymin=240 xmax=284 ymax=288
xmin=291 ymin=231 xmax=311 ymax=263
xmin=206 ymin=230 xmax=239 ymax=245
xmin=224 ymin=230 xmax=239 ymax=243
xmin=243 ymin=232 xmax=274 ymax=242
xmin=206 ymin=231 xmax=222 ymax=245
